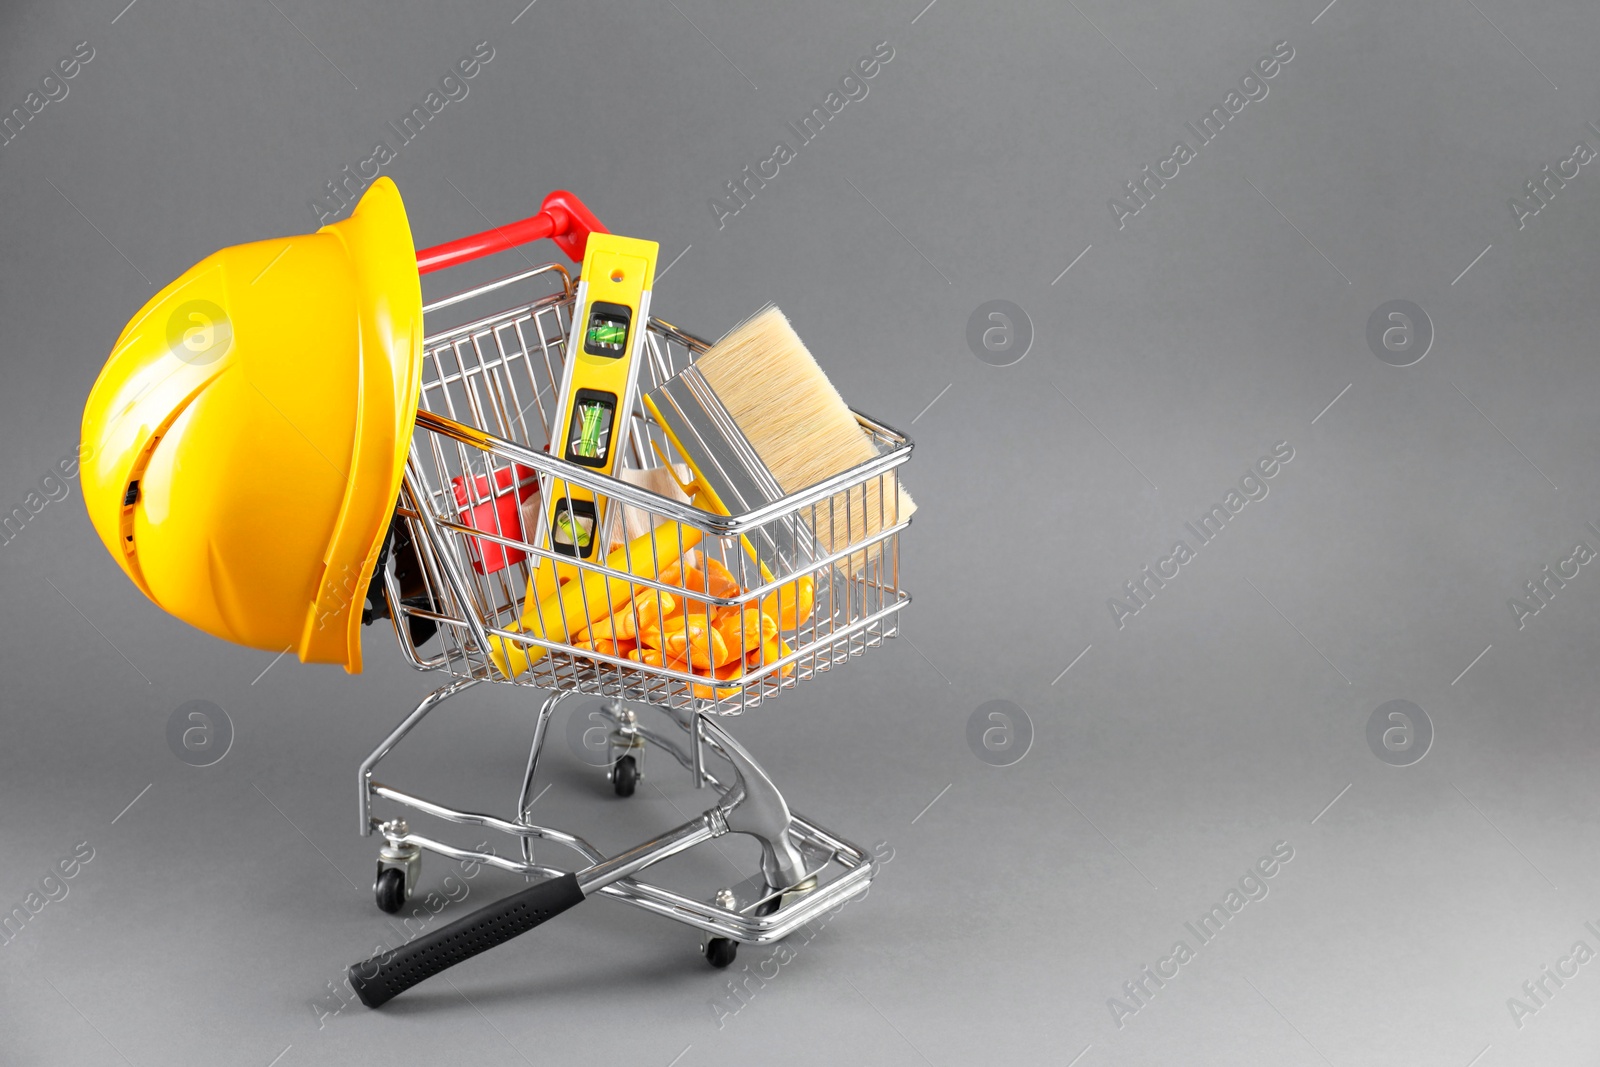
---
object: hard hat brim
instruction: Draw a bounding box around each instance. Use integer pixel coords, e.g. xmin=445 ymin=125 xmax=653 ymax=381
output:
xmin=300 ymin=177 xmax=424 ymax=673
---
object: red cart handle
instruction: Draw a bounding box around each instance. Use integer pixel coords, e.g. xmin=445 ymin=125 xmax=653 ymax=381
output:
xmin=415 ymin=190 xmax=607 ymax=274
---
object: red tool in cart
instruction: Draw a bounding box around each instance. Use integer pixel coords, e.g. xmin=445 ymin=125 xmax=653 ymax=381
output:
xmin=451 ymin=463 xmax=539 ymax=574
xmin=79 ymin=179 xmax=913 ymax=1008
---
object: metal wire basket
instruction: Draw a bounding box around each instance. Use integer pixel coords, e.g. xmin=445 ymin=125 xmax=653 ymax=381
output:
xmin=382 ymin=261 xmax=913 ymax=714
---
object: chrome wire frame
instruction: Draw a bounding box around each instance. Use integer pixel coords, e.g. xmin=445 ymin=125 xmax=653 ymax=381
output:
xmin=356 ymin=260 xmax=908 ymax=944
xmin=359 ymin=680 xmax=877 ymax=943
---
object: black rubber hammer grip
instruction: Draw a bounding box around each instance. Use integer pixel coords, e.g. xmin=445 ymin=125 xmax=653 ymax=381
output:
xmin=349 ymin=873 xmax=585 ymax=1008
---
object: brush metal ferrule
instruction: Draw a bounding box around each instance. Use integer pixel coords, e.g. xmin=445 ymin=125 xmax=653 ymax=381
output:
xmin=648 ymin=365 xmax=784 ymax=514
xmin=646 ymin=367 xmax=818 ymax=579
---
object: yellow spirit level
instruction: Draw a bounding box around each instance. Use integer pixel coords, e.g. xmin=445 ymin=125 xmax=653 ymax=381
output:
xmin=539 ymin=233 xmax=658 ymax=578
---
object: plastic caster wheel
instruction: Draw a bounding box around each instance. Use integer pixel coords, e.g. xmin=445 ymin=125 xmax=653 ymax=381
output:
xmin=612 ymin=754 xmax=638 ymax=798
xmin=705 ymin=937 xmax=738 ymax=968
xmin=374 ymin=868 xmax=407 ymax=914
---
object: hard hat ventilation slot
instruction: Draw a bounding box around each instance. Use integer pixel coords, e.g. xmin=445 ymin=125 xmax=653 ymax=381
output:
xmin=118 ymin=433 xmax=162 ymax=573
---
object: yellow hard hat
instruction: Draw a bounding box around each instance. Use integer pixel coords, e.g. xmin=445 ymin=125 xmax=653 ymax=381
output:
xmin=80 ymin=177 xmax=423 ymax=673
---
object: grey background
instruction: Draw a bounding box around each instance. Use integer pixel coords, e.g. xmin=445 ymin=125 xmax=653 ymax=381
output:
xmin=4 ymin=0 xmax=1600 ymax=1063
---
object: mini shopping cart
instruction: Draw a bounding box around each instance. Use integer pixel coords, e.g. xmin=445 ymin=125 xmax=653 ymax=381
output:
xmin=346 ymin=193 xmax=914 ymax=1005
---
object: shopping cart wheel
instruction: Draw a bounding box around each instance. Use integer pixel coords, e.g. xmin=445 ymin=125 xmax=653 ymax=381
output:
xmin=374 ymin=868 xmax=407 ymax=914
xmin=705 ymin=937 xmax=738 ymax=969
xmin=612 ymin=754 xmax=638 ymax=798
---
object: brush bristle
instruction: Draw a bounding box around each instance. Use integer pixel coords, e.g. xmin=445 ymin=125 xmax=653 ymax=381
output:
xmin=693 ymin=307 xmax=915 ymax=569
